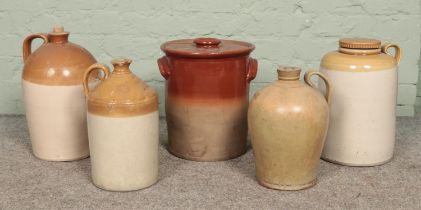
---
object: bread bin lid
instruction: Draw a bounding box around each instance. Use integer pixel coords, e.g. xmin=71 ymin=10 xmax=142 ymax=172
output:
xmin=160 ymin=38 xmax=255 ymax=58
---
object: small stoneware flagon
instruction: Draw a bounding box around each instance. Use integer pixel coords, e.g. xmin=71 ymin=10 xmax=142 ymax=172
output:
xmin=320 ymin=38 xmax=401 ymax=166
xmin=22 ymin=26 xmax=97 ymax=161
xmin=83 ymin=59 xmax=159 ymax=191
xmin=248 ymin=66 xmax=331 ymax=190
xmin=157 ymin=37 xmax=258 ymax=161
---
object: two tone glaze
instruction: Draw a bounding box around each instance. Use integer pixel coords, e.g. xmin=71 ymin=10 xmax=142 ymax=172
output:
xmin=84 ymin=59 xmax=159 ymax=191
xmin=22 ymin=26 xmax=97 ymax=161
xmin=158 ymin=38 xmax=257 ymax=161
xmin=320 ymin=38 xmax=401 ymax=166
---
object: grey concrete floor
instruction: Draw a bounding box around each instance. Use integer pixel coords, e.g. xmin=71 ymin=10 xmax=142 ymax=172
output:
xmin=0 ymin=107 xmax=420 ymax=210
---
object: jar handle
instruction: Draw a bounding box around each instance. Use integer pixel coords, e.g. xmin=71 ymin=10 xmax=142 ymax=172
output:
xmin=246 ymin=58 xmax=258 ymax=82
xmin=381 ymin=44 xmax=401 ymax=64
xmin=304 ymin=70 xmax=332 ymax=104
xmin=157 ymin=56 xmax=171 ymax=80
xmin=22 ymin=33 xmax=49 ymax=62
xmin=83 ymin=63 xmax=110 ymax=97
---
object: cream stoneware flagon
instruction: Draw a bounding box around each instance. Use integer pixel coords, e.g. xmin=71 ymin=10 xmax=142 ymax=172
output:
xmin=248 ymin=67 xmax=331 ymax=190
xmin=84 ymin=59 xmax=159 ymax=191
xmin=22 ymin=26 xmax=97 ymax=161
xmin=320 ymin=38 xmax=401 ymax=166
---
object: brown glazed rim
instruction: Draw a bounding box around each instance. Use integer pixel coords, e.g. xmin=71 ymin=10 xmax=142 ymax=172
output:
xmin=160 ymin=38 xmax=255 ymax=58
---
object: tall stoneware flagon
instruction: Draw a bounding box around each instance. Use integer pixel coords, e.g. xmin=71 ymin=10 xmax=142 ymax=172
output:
xmin=84 ymin=59 xmax=159 ymax=191
xmin=22 ymin=26 xmax=97 ymax=161
xmin=320 ymin=38 xmax=401 ymax=166
xmin=158 ymin=38 xmax=257 ymax=161
xmin=248 ymin=67 xmax=331 ymax=190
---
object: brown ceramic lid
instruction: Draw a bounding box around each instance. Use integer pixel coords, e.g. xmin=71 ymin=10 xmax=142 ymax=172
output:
xmin=160 ymin=37 xmax=255 ymax=58
xmin=22 ymin=26 xmax=97 ymax=85
xmin=339 ymin=38 xmax=381 ymax=49
xmin=84 ymin=59 xmax=158 ymax=117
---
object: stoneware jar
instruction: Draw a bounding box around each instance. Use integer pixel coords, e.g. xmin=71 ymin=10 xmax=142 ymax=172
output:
xmin=248 ymin=67 xmax=331 ymax=190
xmin=22 ymin=26 xmax=97 ymax=161
xmin=320 ymin=38 xmax=401 ymax=166
xmin=158 ymin=38 xmax=257 ymax=161
xmin=83 ymin=59 xmax=159 ymax=191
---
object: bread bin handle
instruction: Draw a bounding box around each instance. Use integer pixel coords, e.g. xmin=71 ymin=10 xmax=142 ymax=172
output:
xmin=83 ymin=63 xmax=110 ymax=97
xmin=157 ymin=56 xmax=171 ymax=80
xmin=246 ymin=58 xmax=258 ymax=82
xmin=304 ymin=70 xmax=332 ymax=105
xmin=22 ymin=33 xmax=49 ymax=62
xmin=382 ymin=44 xmax=401 ymax=64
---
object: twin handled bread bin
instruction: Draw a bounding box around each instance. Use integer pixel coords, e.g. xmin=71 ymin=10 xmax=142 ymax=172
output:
xmin=158 ymin=38 xmax=258 ymax=161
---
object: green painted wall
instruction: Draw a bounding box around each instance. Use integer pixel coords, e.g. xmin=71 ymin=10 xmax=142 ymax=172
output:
xmin=0 ymin=0 xmax=420 ymax=116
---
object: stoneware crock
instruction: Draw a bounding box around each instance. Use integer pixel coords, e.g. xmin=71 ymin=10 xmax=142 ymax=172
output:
xmin=22 ymin=26 xmax=97 ymax=161
xmin=84 ymin=59 xmax=159 ymax=191
xmin=320 ymin=38 xmax=401 ymax=166
xmin=248 ymin=66 xmax=331 ymax=190
xmin=158 ymin=37 xmax=257 ymax=161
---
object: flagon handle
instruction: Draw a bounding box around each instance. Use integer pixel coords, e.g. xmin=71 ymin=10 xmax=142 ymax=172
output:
xmin=83 ymin=63 xmax=110 ymax=97
xmin=304 ymin=70 xmax=332 ymax=105
xmin=157 ymin=56 xmax=171 ymax=80
xmin=382 ymin=44 xmax=401 ymax=64
xmin=22 ymin=33 xmax=49 ymax=62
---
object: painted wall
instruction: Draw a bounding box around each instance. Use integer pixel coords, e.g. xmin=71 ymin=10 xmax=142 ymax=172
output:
xmin=1 ymin=0 xmax=419 ymax=116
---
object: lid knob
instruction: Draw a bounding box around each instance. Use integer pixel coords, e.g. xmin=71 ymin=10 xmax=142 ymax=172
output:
xmin=339 ymin=38 xmax=381 ymax=49
xmin=277 ymin=66 xmax=301 ymax=81
xmin=194 ymin=38 xmax=221 ymax=47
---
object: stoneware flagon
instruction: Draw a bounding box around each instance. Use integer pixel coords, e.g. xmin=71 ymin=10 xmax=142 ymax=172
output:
xmin=320 ymin=38 xmax=401 ymax=166
xmin=83 ymin=59 xmax=159 ymax=191
xmin=158 ymin=38 xmax=257 ymax=161
xmin=248 ymin=66 xmax=331 ymax=190
xmin=22 ymin=26 xmax=97 ymax=161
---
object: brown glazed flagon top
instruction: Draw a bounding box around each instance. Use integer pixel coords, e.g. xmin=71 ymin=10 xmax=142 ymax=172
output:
xmin=22 ymin=26 xmax=97 ymax=85
xmin=83 ymin=59 xmax=158 ymax=117
xmin=321 ymin=38 xmax=401 ymax=71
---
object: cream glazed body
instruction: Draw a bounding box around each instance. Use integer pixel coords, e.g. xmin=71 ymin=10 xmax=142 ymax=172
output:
xmin=21 ymin=26 xmax=97 ymax=161
xmin=84 ymin=59 xmax=159 ymax=191
xmin=23 ymin=81 xmax=89 ymax=160
xmin=319 ymin=38 xmax=401 ymax=166
xmin=88 ymin=112 xmax=159 ymax=191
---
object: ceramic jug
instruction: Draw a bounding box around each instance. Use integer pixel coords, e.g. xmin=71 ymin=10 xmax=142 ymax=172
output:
xmin=320 ymin=38 xmax=401 ymax=166
xmin=248 ymin=67 xmax=331 ymax=190
xmin=158 ymin=38 xmax=257 ymax=161
xmin=22 ymin=26 xmax=97 ymax=161
xmin=84 ymin=59 xmax=159 ymax=191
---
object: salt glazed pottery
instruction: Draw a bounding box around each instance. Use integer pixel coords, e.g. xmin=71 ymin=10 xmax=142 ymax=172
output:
xmin=320 ymin=38 xmax=401 ymax=166
xmin=83 ymin=59 xmax=159 ymax=191
xmin=22 ymin=26 xmax=97 ymax=161
xmin=158 ymin=38 xmax=257 ymax=161
xmin=248 ymin=66 xmax=331 ymax=190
